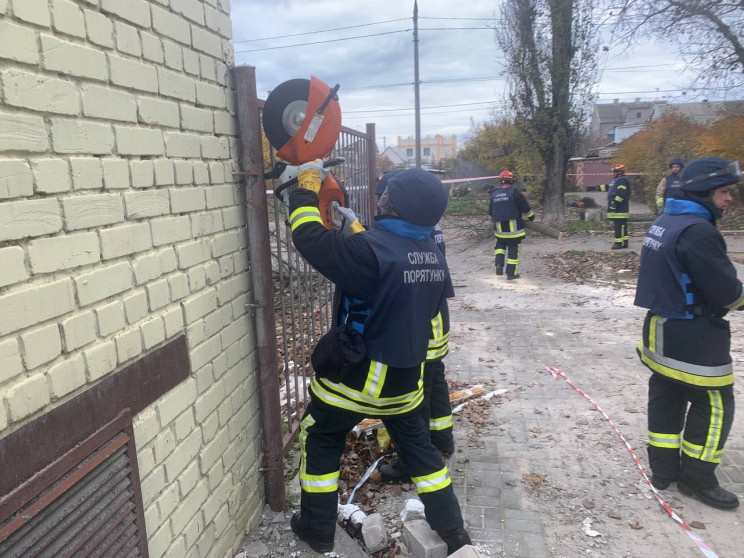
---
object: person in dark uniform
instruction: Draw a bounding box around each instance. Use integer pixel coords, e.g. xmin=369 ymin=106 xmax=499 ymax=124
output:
xmin=635 ymin=156 xmax=742 ymax=509
xmin=655 ymin=157 xmax=685 ymax=214
xmin=489 ymin=170 xmax=534 ymax=279
xmin=588 ymin=163 xmax=631 ymax=249
xmin=288 ymin=162 xmax=471 ymax=553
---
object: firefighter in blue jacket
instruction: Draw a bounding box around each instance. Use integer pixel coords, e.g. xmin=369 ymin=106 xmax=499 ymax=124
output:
xmin=588 ymin=162 xmax=631 ymax=249
xmin=288 ymin=163 xmax=471 ymax=553
xmin=489 ymin=170 xmax=534 ymax=279
xmin=635 ymin=156 xmax=743 ymax=509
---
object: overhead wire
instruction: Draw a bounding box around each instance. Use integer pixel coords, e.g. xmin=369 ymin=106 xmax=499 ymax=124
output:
xmin=232 ymin=17 xmax=409 ymax=43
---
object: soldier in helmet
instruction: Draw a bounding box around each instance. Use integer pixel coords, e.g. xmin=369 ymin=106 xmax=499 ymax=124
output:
xmin=488 ymin=170 xmax=534 ymax=279
xmin=635 ymin=157 xmax=743 ymax=509
xmin=287 ymin=162 xmax=471 ymax=554
xmin=655 ymin=157 xmax=685 ymax=215
xmin=588 ymin=163 xmax=631 ymax=249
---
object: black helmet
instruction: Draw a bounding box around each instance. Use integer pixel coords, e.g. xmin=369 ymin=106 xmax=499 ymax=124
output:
xmin=376 ymin=170 xmax=403 ymax=198
xmin=386 ymin=168 xmax=448 ymax=226
xmin=669 ymin=157 xmax=685 ymax=168
xmin=680 ymin=157 xmax=741 ymax=194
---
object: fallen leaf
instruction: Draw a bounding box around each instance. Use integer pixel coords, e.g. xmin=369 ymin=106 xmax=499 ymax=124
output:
xmin=629 ymin=522 xmax=643 ymax=530
xmin=690 ymin=521 xmax=706 ymax=530
xmin=522 ymin=473 xmax=547 ymax=487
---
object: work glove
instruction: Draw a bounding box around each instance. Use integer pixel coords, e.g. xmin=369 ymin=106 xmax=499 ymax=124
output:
xmin=333 ymin=206 xmax=364 ymax=235
xmin=528 ymin=215 xmax=535 ymax=221
xmin=297 ymin=159 xmax=328 ymax=193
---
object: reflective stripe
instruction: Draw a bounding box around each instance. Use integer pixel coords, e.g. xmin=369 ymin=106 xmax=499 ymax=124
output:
xmin=317 ymin=366 xmax=422 ymax=405
xmin=290 ymin=206 xmax=323 ymax=230
xmin=656 ymin=197 xmax=664 ymax=205
xmin=649 ymin=315 xmax=664 ymax=354
xmin=614 ymin=196 xmax=624 ymax=202
xmin=299 ymin=414 xmax=340 ymax=493
xmin=524 ymin=210 xmax=534 ymax=218
xmin=608 ymin=212 xmax=630 ymax=219
xmin=494 ymin=230 xmax=525 ymax=239
xmin=703 ymin=390 xmax=723 ymax=462
xmin=427 ymin=313 xmax=449 ymax=361
xmin=411 ymin=466 xmax=451 ymax=494
xmin=682 ymin=439 xmax=704 ymax=459
xmin=494 ymin=247 xmax=506 ymax=255
xmin=725 ymin=286 xmax=744 ymax=310
xmin=648 ymin=431 xmax=681 ymax=448
xmin=506 ymin=258 xmax=519 ymax=264
xmin=430 ymin=415 xmax=453 ymax=431
xmin=363 ymin=361 xmax=387 ymax=397
xmin=638 ymin=344 xmax=734 ymax=387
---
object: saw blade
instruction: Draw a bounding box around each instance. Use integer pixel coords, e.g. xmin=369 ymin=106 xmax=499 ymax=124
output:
xmin=262 ymin=78 xmax=310 ymax=151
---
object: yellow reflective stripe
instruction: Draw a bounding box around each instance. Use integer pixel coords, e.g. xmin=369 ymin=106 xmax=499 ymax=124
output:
xmin=506 ymin=258 xmax=519 ymax=264
xmin=524 ymin=210 xmax=534 ymax=218
xmin=310 ymin=376 xmax=425 ymax=416
xmin=317 ymin=368 xmax=422 ymax=406
xmin=648 ymin=431 xmax=681 ymax=448
xmin=616 ymin=185 xmax=627 ymax=190
xmin=703 ymin=391 xmax=723 ymax=462
xmin=608 ymin=212 xmax=630 ymax=219
xmin=427 ymin=313 xmax=449 ymax=361
xmin=363 ymin=361 xmax=388 ymax=398
xmin=725 ymin=286 xmax=744 ymax=310
xmin=494 ymin=230 xmax=525 ymax=238
xmin=648 ymin=315 xmax=661 ymax=353
xmin=289 ymin=206 xmax=322 ymax=231
xmin=494 ymin=247 xmax=506 ymax=255
xmin=682 ymin=439 xmax=704 ymax=459
xmin=299 ymin=414 xmax=339 ymax=493
xmin=426 ymin=343 xmax=449 ymax=361
xmin=638 ymin=347 xmax=734 ymax=388
xmin=412 ymin=466 xmax=451 ymax=494
xmin=430 ymin=415 xmax=453 ymax=430
xmin=614 ymin=196 xmax=624 ymax=202
xmin=711 ymin=449 xmax=724 ymax=463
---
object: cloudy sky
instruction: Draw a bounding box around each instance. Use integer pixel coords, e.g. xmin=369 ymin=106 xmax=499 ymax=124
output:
xmin=231 ymin=0 xmax=714 ymax=150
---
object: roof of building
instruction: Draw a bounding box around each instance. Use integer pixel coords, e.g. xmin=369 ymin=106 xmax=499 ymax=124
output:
xmin=594 ymin=99 xmax=661 ymax=124
xmin=651 ymin=100 xmax=744 ymax=124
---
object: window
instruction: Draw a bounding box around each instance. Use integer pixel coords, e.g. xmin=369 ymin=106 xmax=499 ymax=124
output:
xmin=406 ymin=148 xmax=413 ymax=157
xmin=423 ymin=148 xmax=431 ymax=156
xmin=636 ymin=112 xmax=641 ymax=118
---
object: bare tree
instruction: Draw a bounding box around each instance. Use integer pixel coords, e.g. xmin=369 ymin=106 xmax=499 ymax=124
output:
xmin=496 ymin=0 xmax=600 ymax=224
xmin=611 ymin=1 xmax=744 ymax=90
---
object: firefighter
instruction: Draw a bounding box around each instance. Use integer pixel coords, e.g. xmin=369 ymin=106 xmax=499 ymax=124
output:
xmin=655 ymin=157 xmax=685 ymax=214
xmin=588 ymin=163 xmax=631 ymax=249
xmin=289 ymin=162 xmax=471 ymax=553
xmin=489 ymin=170 xmax=534 ymax=279
xmin=635 ymin=156 xmax=742 ymax=509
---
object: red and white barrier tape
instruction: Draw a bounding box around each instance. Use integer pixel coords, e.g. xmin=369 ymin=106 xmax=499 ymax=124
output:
xmin=546 ymin=366 xmax=719 ymax=558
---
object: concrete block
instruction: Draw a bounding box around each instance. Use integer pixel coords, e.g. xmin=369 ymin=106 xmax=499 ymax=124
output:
xmin=201 ymin=136 xmax=229 ymax=159
xmin=158 ymin=376 xmax=196 ymax=427
xmin=0 ymin=19 xmax=40 ymax=65
xmin=182 ymin=47 xmax=199 ymax=76
xmin=41 ymin=35 xmax=107 ymax=81
xmin=157 ymin=67 xmax=196 ymax=102
xmin=52 ymin=0 xmax=86 ymax=38
xmin=132 ymin=253 xmax=162 ymax=285
xmin=402 ymin=520 xmax=447 ymax=558
xmin=141 ymin=466 xmax=167 ymax=507
xmin=50 ymin=118 xmax=114 ymax=154
xmin=20 ymin=324 xmax=62 ymax=371
xmin=48 ymin=354 xmax=86 ymax=398
xmin=174 ymin=161 xmax=193 ymax=185
xmin=154 ymin=159 xmax=175 ymax=186
xmin=171 ymin=188 xmax=206 ymax=213
xmin=146 ymin=278 xmax=171 ymax=310
xmin=214 ymin=111 xmax=238 ymax=136
xmin=176 ymin=238 xmax=211 ymax=269
xmin=101 ymin=0 xmax=152 ymax=28
xmin=60 ymin=311 xmax=97 ymax=351
xmin=164 ymin=131 xmax=201 ymax=158
xmin=217 ymin=275 xmax=244 ymax=305
xmin=32 ymin=159 xmax=71 ymax=194
xmin=187 ymin=265 xmax=206 ymax=292
xmin=172 ymin=0 xmax=205 ymax=25
xmin=193 ymin=162 xmax=210 ymax=184
xmin=177 ymin=460 xmax=200 ymax=496
xmin=199 ymin=54 xmax=215 ymax=82
xmin=182 ymin=288 xmax=217 ymax=324
xmin=14 ymin=0 xmax=50 ymax=27
xmin=125 ymin=190 xmax=171 ymax=222
xmin=134 ymin=407 xmax=159 ymax=448
xmin=221 ymin=206 xmax=243 ymax=230
xmin=155 ymin=483 xmax=180 ymax=521
xmin=152 ymin=4 xmax=191 ymax=45
xmin=129 ymin=160 xmax=155 ymax=188
xmin=0 ymin=338 xmax=23 ymax=385
xmin=191 ymin=211 xmax=225 ymax=240
xmin=0 ymin=278 xmax=74 ymax=336
xmin=84 ymin=9 xmax=114 ymax=48
xmin=447 ymin=545 xmax=484 ymax=558
xmin=212 ymin=231 xmax=239 ymax=257
xmin=163 ymin=306 xmax=185 ymax=337
xmin=102 ymin=159 xmax=130 ymax=189
xmin=74 ymin=262 xmax=133 ymax=306
xmin=198 ymin=424 xmax=228 ymax=472
xmin=0 ymin=159 xmax=33 ymax=200
xmin=164 ymin=428 xmax=202 ymax=482
xmin=115 ymin=327 xmax=143 ymax=363
xmin=191 ymin=26 xmax=222 ymax=59
xmin=70 ymin=157 xmax=103 ymax=190
xmin=62 ymin=193 xmax=124 ymax=230
xmin=362 ymin=513 xmax=388 ymax=552
xmin=196 ymin=79 xmax=227 ymax=110
xmin=115 ymin=21 xmax=141 ymax=56
xmin=170 ymin=482 xmax=208 ymax=535
xmin=123 ymin=290 xmax=148 ymax=324
xmin=0 ymin=111 xmax=50 ymax=153
xmin=141 ymin=31 xmax=164 ymax=63
xmin=181 ymin=104 xmax=213 ymax=133
xmin=115 ymin=126 xmax=165 ymax=156
xmin=2 ymin=69 xmax=79 ymax=116
xmin=95 ymin=300 xmax=126 ymax=337
xmin=109 ymin=54 xmax=158 ymax=93
xmin=82 ymin=85 xmax=137 ymax=122
xmin=0 ymin=247 xmax=27 ymax=288
xmin=138 ymin=97 xmax=180 ymax=128
xmin=100 ymin=222 xmax=153 ymax=259
xmin=163 ymin=39 xmax=183 ymax=70
xmin=141 ymin=316 xmax=165 ymax=349
xmin=208 ymin=161 xmax=225 ymax=184
xmin=159 ymin=247 xmax=178 ymax=273
xmin=28 ymin=232 xmax=101 ymax=274
xmin=151 ymin=216 xmax=191 ymax=246
xmin=6 ymin=373 xmax=50 ymax=422
xmin=204 ymin=4 xmax=232 ymax=39
xmin=168 ymin=273 xmax=189 ymax=301
xmin=206 ymin=185 xmax=234 ymax=208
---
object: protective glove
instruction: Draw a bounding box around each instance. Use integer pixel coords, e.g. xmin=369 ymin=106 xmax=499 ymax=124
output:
xmin=297 ymin=159 xmax=329 ymax=193
xmin=528 ymin=215 xmax=535 ymax=221
xmin=333 ymin=206 xmax=364 ymax=235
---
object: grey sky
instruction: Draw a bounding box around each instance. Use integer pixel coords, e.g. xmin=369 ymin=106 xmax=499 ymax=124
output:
xmin=231 ymin=0 xmax=713 ymax=149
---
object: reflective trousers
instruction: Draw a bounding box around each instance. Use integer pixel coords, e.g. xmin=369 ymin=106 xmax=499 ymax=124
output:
xmin=647 ymin=373 xmax=735 ymax=488
xmin=298 ymin=398 xmax=464 ymax=534
xmin=612 ymin=218 xmax=628 ymax=245
xmin=494 ymin=238 xmax=521 ymax=277
xmin=423 ymin=360 xmax=454 ymax=453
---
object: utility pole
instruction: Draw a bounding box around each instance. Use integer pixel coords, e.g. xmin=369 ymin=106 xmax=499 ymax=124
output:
xmin=413 ymin=0 xmax=421 ymax=168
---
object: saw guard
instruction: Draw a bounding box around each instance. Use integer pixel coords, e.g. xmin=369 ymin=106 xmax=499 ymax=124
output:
xmin=276 ymin=76 xmax=342 ymax=165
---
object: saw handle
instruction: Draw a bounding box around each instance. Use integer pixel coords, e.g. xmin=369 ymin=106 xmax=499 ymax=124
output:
xmin=274 ymin=157 xmax=345 ymax=203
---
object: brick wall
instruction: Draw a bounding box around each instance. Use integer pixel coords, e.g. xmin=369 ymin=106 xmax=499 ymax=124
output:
xmin=0 ymin=1 xmax=264 ymax=556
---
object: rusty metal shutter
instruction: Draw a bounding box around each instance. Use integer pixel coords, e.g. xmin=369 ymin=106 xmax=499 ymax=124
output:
xmin=0 ymin=409 xmax=149 ymax=558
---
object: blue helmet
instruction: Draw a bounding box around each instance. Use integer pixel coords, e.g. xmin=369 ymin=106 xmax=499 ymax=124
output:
xmin=681 ymin=157 xmax=741 ymax=194
xmin=669 ymin=157 xmax=685 ymax=168
xmin=375 ymin=170 xmax=403 ymax=198
xmin=386 ymin=169 xmax=448 ymax=226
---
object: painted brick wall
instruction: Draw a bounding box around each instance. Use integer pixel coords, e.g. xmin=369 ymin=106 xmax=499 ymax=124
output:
xmin=0 ymin=1 xmax=264 ymax=556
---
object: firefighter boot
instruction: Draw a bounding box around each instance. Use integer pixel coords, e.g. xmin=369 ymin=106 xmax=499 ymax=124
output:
xmin=495 ymin=266 xmax=503 ymax=275
xmin=650 ymin=475 xmax=675 ymax=490
xmin=622 ymin=240 xmax=629 ymax=248
xmin=436 ymin=526 xmax=472 ymax=555
xmin=678 ymin=481 xmax=740 ymax=510
xmin=506 ymin=274 xmax=520 ymax=280
xmin=291 ymin=512 xmax=335 ymax=552
xmin=611 ymin=242 xmax=624 ymax=250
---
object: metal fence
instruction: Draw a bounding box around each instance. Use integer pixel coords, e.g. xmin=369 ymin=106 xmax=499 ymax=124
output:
xmin=260 ymin=114 xmax=377 ymax=449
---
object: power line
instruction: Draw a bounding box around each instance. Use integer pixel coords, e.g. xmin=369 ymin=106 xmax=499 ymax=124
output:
xmin=343 ymin=105 xmax=500 ymax=119
xmin=345 ymin=100 xmax=498 ymax=114
xmin=234 ymin=29 xmax=410 ymax=53
xmin=232 ymin=18 xmax=409 ymax=43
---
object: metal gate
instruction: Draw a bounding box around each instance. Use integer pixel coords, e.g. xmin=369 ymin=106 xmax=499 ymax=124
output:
xmin=263 ymin=122 xmax=377 ymax=449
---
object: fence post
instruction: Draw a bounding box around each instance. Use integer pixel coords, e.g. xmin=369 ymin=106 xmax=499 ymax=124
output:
xmin=366 ymin=123 xmax=377 ymax=227
xmin=233 ymin=65 xmax=286 ymax=512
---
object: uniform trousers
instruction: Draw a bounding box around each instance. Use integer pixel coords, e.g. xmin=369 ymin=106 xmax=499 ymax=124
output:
xmin=298 ymin=398 xmax=464 ymax=534
xmin=611 ymin=218 xmax=629 ymax=246
xmin=494 ymin=238 xmax=522 ymax=277
xmin=648 ymin=373 xmax=735 ymax=488
xmin=423 ymin=360 xmax=454 ymax=453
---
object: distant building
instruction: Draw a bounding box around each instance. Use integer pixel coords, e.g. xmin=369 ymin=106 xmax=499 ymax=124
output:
xmin=589 ymin=98 xmax=661 ymax=144
xmin=649 ymin=100 xmax=744 ymax=125
xmin=396 ymin=134 xmax=458 ymax=167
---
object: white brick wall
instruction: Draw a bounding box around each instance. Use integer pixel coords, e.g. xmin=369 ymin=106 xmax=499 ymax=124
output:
xmin=0 ymin=1 xmax=259 ymax=557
